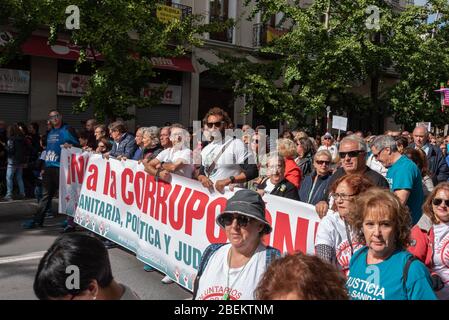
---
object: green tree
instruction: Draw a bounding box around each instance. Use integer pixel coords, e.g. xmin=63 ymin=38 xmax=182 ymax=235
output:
xmin=204 ymin=0 xmax=449 ymax=132
xmin=0 ymin=0 xmax=217 ymax=121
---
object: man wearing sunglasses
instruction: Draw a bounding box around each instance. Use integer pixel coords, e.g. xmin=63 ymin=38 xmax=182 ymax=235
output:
xmin=317 ymin=132 xmax=338 ymax=162
xmin=315 ymin=135 xmax=389 ymax=218
xmin=371 ymin=135 xmax=424 ymax=225
xmin=23 ymin=110 xmax=79 ymax=229
xmin=197 ymin=107 xmax=258 ymax=193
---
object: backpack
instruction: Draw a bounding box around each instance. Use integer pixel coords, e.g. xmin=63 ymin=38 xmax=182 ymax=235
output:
xmin=192 ymin=243 xmax=281 ymax=299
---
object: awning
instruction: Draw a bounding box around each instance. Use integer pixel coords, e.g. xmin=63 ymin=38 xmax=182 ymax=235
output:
xmin=1 ymin=31 xmax=195 ymax=72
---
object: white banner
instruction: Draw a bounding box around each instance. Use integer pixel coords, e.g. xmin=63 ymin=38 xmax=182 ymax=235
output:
xmin=142 ymin=83 xmax=182 ymax=105
xmin=0 ymin=68 xmax=30 ymax=94
xmin=59 ymin=149 xmax=320 ymax=291
xmin=57 ymin=73 xmax=90 ymax=96
xmin=59 ymin=147 xmax=91 ymax=216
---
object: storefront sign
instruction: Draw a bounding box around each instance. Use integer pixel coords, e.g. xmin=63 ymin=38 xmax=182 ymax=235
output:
xmin=57 ymin=73 xmax=90 ymax=96
xmin=0 ymin=68 xmax=30 ymax=94
xmin=142 ymin=83 xmax=182 ymax=105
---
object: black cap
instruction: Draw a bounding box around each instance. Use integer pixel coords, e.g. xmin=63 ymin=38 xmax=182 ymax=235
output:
xmin=216 ymin=189 xmax=272 ymax=234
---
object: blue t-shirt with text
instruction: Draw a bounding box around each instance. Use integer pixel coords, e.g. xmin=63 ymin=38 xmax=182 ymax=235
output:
xmin=386 ymin=155 xmax=423 ymax=225
xmin=45 ymin=125 xmax=79 ymax=168
xmin=346 ymin=247 xmax=436 ymax=300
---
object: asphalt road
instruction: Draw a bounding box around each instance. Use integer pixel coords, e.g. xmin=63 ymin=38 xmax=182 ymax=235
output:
xmin=0 ymin=199 xmax=192 ymax=300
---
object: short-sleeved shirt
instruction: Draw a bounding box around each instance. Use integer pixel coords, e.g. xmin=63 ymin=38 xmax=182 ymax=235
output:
xmin=432 ymin=222 xmax=449 ymax=300
xmin=156 ymin=147 xmax=194 ymax=178
xmin=200 ymin=138 xmax=249 ymax=183
xmin=347 ymin=247 xmax=436 ymax=300
xmin=386 ymin=155 xmax=423 ymax=225
xmin=315 ymin=211 xmax=363 ymax=275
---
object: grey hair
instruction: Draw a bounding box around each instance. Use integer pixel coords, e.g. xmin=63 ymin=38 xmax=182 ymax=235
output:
xmin=136 ymin=127 xmax=148 ymax=134
xmin=340 ymin=135 xmax=368 ymax=152
xmin=371 ymin=135 xmax=398 ymax=152
xmin=142 ymin=126 xmax=160 ymax=138
xmin=266 ymin=152 xmax=285 ymax=167
xmin=414 ymin=125 xmax=429 ymax=136
xmin=313 ymin=150 xmax=332 ymax=161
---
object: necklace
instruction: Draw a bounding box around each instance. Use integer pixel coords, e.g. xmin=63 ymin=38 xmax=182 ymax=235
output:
xmin=223 ymin=247 xmax=254 ymax=300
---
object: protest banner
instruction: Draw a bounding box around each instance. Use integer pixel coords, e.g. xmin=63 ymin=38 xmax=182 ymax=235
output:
xmin=59 ymin=147 xmax=90 ymax=216
xmin=59 ymin=149 xmax=320 ymax=291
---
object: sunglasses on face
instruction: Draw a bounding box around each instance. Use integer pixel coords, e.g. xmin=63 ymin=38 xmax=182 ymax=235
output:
xmin=339 ymin=150 xmax=363 ymax=158
xmin=206 ymin=121 xmax=224 ymax=128
xmin=323 ymin=137 xmax=332 ymax=140
xmin=219 ymin=213 xmax=253 ymax=227
xmin=315 ymin=160 xmax=330 ymax=165
xmin=49 ymin=115 xmax=60 ymax=120
xmin=432 ymin=198 xmax=449 ymax=207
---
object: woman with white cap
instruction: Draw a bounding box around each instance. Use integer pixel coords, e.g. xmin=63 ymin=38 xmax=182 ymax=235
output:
xmin=193 ymin=189 xmax=280 ymax=300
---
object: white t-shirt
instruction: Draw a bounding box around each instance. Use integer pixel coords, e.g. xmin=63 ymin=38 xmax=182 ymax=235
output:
xmin=315 ymin=210 xmax=363 ymax=275
xmin=156 ymin=147 xmax=194 ymax=178
xmin=432 ymin=222 xmax=449 ymax=300
xmin=264 ymin=179 xmax=276 ymax=193
xmin=195 ymin=243 xmax=267 ymax=300
xmin=201 ymin=138 xmax=249 ymax=183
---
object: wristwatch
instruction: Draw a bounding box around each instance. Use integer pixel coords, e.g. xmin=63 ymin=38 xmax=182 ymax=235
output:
xmin=229 ymin=176 xmax=236 ymax=183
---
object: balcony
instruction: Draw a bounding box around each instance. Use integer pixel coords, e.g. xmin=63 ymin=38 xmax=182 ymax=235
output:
xmin=253 ymin=23 xmax=289 ymax=48
xmin=209 ymin=15 xmax=233 ymax=44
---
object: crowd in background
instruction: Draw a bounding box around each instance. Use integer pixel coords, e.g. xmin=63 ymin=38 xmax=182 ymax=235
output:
xmin=3 ymin=106 xmax=449 ymax=300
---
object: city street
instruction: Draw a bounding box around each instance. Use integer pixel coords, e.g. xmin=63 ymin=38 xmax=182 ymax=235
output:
xmin=0 ymin=199 xmax=192 ymax=300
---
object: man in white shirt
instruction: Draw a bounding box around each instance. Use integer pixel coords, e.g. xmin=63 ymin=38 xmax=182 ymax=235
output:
xmin=144 ymin=124 xmax=193 ymax=180
xmin=197 ymin=107 xmax=258 ymax=193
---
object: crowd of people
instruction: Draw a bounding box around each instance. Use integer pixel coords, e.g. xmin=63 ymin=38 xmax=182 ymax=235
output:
xmin=4 ymin=106 xmax=449 ymax=300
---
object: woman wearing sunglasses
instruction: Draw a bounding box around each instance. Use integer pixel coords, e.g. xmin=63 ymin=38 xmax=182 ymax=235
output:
xmin=193 ymin=189 xmax=280 ymax=300
xmin=408 ymin=182 xmax=449 ymax=299
xmin=315 ymin=174 xmax=373 ymax=276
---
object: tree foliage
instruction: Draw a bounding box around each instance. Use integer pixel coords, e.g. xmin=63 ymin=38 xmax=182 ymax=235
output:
xmin=0 ymin=0 xmax=214 ymax=121
xmin=204 ymin=0 xmax=449 ymax=131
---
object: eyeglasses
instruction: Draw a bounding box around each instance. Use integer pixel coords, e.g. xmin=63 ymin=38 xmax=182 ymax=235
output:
xmin=432 ymin=198 xmax=449 ymax=207
xmin=315 ymin=160 xmax=330 ymax=165
xmin=219 ymin=213 xmax=253 ymax=227
xmin=372 ymin=148 xmax=385 ymax=159
xmin=48 ymin=114 xmax=60 ymax=120
xmin=323 ymin=137 xmax=332 ymax=140
xmin=206 ymin=121 xmax=224 ymax=128
xmin=330 ymin=192 xmax=357 ymax=201
xmin=339 ymin=150 xmax=363 ymax=158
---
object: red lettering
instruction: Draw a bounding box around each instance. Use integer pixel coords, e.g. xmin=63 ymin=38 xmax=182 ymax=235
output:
xmin=168 ymin=185 xmax=186 ymax=230
xmin=185 ymin=191 xmax=208 ymax=236
xmin=142 ymin=175 xmax=157 ymax=215
xmin=294 ymin=217 xmax=310 ymax=254
xmin=86 ymin=164 xmax=98 ymax=191
xmin=154 ymin=180 xmax=171 ymax=221
xmin=70 ymin=154 xmax=85 ymax=183
xmin=205 ymin=198 xmax=227 ymax=243
xmin=66 ymin=156 xmax=71 ymax=184
xmin=121 ymin=168 xmax=134 ymax=205
xmin=262 ymin=209 xmax=272 ymax=246
xmin=103 ymin=161 xmax=111 ymax=196
xmin=110 ymin=170 xmax=117 ymax=199
xmin=134 ymin=171 xmax=146 ymax=210
xmin=272 ymin=211 xmax=294 ymax=253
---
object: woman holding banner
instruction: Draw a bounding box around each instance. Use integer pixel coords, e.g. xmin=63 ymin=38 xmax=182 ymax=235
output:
xmin=315 ymin=174 xmax=373 ymax=276
xmin=193 ymin=189 xmax=280 ymax=300
xmin=346 ymin=188 xmax=436 ymax=300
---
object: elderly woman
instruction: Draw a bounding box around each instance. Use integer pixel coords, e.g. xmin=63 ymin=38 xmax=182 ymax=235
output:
xmin=346 ymin=188 xmax=436 ymax=300
xmin=255 ymin=252 xmax=348 ymax=300
xmin=277 ymin=138 xmax=302 ymax=189
xmin=141 ymin=126 xmax=162 ymax=161
xmin=193 ymin=189 xmax=280 ymax=300
xmin=256 ymin=153 xmax=299 ymax=201
xmin=34 ymin=233 xmax=139 ymax=300
xmin=299 ymin=150 xmax=333 ymax=205
xmin=409 ymin=182 xmax=449 ymax=300
xmin=315 ymin=174 xmax=373 ymax=275
xmin=295 ymin=137 xmax=314 ymax=177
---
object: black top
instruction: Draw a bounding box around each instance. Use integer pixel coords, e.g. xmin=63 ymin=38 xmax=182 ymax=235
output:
xmin=258 ymin=178 xmax=300 ymax=201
